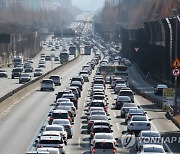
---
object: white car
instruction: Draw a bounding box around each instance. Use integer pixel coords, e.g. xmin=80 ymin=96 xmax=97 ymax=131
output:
xmin=137 ymin=144 xmax=166 ymax=154
xmin=52 ymin=119 xmax=73 ymax=139
xmin=44 ymin=125 xmax=67 ymax=141
xmin=38 ymin=61 xmax=46 ymax=68
xmin=127 ymin=115 xmax=151 ymax=133
xmin=88 ymin=110 xmax=107 ymax=121
xmin=40 ymin=79 xmax=55 ymax=91
xmin=34 ymin=68 xmax=43 ymax=77
xmin=36 ymin=136 xmax=66 ymax=154
xmin=121 ymin=103 xmax=138 ymax=118
xmin=137 ymin=130 xmax=162 ymax=150
xmin=91 ymin=133 xmax=118 ymax=148
xmin=91 ymin=139 xmax=117 ymax=154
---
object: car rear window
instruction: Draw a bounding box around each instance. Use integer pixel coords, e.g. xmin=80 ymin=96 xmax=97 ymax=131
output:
xmin=94 ymin=123 xmax=109 ymax=126
xmin=45 ymin=127 xmax=63 ymax=131
xmin=132 ymin=116 xmax=147 ymax=121
xmin=90 ymin=102 xmax=105 ymax=107
xmin=52 ymin=113 xmax=68 ymax=119
xmin=39 ymin=140 xmax=63 ymax=144
xmin=94 ymin=128 xmax=110 ymax=133
xmin=95 ymin=142 xmax=113 ymax=149
xmin=119 ymin=91 xmax=133 ymax=96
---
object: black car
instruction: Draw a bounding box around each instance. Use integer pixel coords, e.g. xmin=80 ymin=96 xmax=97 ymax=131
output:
xmin=12 ymin=68 xmax=23 ymax=79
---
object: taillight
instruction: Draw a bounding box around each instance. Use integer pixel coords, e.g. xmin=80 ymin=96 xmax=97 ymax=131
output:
xmin=113 ymin=148 xmax=116 ymax=153
xmin=89 ymin=121 xmax=93 ymax=125
xmin=50 ymin=117 xmax=54 ymax=121
xmin=72 ymin=98 xmax=77 ymax=101
xmin=91 ymin=132 xmax=94 ymax=136
xmin=37 ymin=145 xmax=43 ymax=148
xmin=72 ymin=107 xmax=75 ymax=111
xmin=92 ymin=148 xmax=96 ymax=153
xmin=147 ymin=123 xmax=150 ymax=126
xmin=128 ymin=114 xmax=131 ymax=119
xmin=56 ymin=145 xmax=63 ymax=148
xmin=104 ymin=107 xmax=107 ymax=111
xmin=68 ymin=125 xmax=72 ymax=128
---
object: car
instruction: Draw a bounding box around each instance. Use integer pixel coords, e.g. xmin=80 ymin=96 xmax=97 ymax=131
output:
xmin=27 ymin=58 xmax=33 ymax=64
xmin=90 ymin=125 xmax=112 ymax=138
xmin=154 ymin=84 xmax=168 ymax=95
xmin=56 ymin=102 xmax=76 ymax=115
xmin=24 ymin=66 xmax=33 ymax=72
xmin=36 ymin=136 xmax=66 ymax=154
xmin=38 ymin=61 xmax=46 ymax=68
xmin=37 ymin=148 xmax=59 ymax=154
xmin=48 ymin=109 xmax=72 ymax=125
xmin=19 ymin=73 xmax=31 ymax=84
xmin=40 ymin=79 xmax=55 ymax=91
xmin=79 ymin=70 xmax=89 ymax=82
xmin=45 ymin=55 xmax=52 ymax=61
xmin=0 ymin=69 xmax=7 ymax=77
xmin=91 ymin=133 xmax=118 ymax=147
xmin=137 ymin=130 xmax=162 ymax=151
xmin=43 ymin=124 xmax=67 ymax=140
xmin=92 ymin=79 xmax=106 ymax=88
xmin=54 ymin=57 xmax=60 ymax=62
xmin=55 ymin=90 xmax=72 ymax=101
xmin=125 ymin=108 xmax=146 ymax=124
xmin=86 ymin=107 xmax=105 ymax=116
xmin=55 ymin=106 xmax=75 ymax=122
xmin=118 ymin=89 xmax=134 ymax=102
xmin=91 ymin=95 xmax=108 ymax=105
xmin=88 ymin=110 xmax=107 ymax=121
xmin=120 ymin=103 xmax=138 ymax=118
xmin=66 ymin=86 xmax=80 ymax=98
xmin=137 ymin=144 xmax=166 ymax=154
xmin=61 ymin=93 xmax=78 ymax=109
xmin=127 ymin=115 xmax=151 ymax=133
xmin=49 ymin=75 xmax=62 ymax=86
xmin=71 ymin=76 xmax=84 ymax=85
xmin=52 ymin=119 xmax=73 ymax=139
xmin=87 ymin=115 xmax=110 ymax=133
xmin=89 ymin=100 xmax=107 ymax=112
xmin=34 ymin=68 xmax=43 ymax=77
xmin=91 ymin=140 xmax=117 ymax=154
xmin=12 ymin=67 xmax=23 ymax=79
xmin=115 ymin=96 xmax=132 ymax=109
xmin=70 ymin=81 xmax=82 ymax=91
xmin=114 ymin=83 xmax=127 ymax=94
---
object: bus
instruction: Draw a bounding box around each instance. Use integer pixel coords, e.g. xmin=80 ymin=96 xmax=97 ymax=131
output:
xmin=59 ymin=51 xmax=69 ymax=64
xmin=69 ymin=45 xmax=76 ymax=56
xmin=84 ymin=45 xmax=91 ymax=55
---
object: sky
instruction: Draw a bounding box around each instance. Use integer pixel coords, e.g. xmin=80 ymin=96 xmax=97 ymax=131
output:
xmin=72 ymin=0 xmax=105 ymax=12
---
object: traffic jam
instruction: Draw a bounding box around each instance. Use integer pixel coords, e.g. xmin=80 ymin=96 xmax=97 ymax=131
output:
xmin=26 ymin=46 xmax=167 ymax=154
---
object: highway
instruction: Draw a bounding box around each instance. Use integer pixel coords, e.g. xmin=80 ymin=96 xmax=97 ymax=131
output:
xmin=0 ymin=36 xmax=75 ymax=98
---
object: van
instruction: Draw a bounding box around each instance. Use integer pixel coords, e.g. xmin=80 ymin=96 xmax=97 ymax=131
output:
xmin=49 ymin=75 xmax=62 ymax=86
xmin=41 ymin=79 xmax=55 ymax=91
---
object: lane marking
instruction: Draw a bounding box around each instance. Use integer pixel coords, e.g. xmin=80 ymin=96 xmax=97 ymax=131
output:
xmin=135 ymin=97 xmax=173 ymax=154
xmin=116 ymin=123 xmax=120 ymax=130
xmin=113 ymin=111 xmax=116 ymax=117
xmin=78 ymin=137 xmax=81 ymax=148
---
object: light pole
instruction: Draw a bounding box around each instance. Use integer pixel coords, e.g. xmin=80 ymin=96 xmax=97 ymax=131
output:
xmin=171 ymin=4 xmax=179 ymax=115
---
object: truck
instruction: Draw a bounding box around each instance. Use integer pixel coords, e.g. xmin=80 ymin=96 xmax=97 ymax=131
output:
xmin=13 ymin=56 xmax=23 ymax=67
xmin=84 ymin=45 xmax=91 ymax=55
xmin=59 ymin=51 xmax=69 ymax=64
xmin=69 ymin=45 xmax=76 ymax=56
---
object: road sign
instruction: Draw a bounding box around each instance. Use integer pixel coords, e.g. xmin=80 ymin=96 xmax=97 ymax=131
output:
xmin=172 ymin=67 xmax=180 ymax=77
xmin=172 ymin=58 xmax=180 ymax=67
xmin=163 ymin=88 xmax=175 ymax=106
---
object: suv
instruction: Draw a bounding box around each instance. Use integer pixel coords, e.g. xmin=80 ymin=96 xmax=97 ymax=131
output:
xmin=11 ymin=68 xmax=23 ymax=79
xmin=40 ymin=79 xmax=55 ymax=91
xmin=49 ymin=75 xmax=62 ymax=86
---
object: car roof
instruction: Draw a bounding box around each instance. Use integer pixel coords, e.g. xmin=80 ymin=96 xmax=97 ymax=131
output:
xmin=93 ymin=125 xmax=110 ymax=128
xmin=122 ymin=103 xmax=137 ymax=107
xmin=46 ymin=124 xmax=64 ymax=129
xmin=26 ymin=151 xmax=49 ymax=154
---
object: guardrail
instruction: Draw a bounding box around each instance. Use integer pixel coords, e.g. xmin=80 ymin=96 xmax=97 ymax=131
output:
xmin=0 ymin=53 xmax=80 ymax=114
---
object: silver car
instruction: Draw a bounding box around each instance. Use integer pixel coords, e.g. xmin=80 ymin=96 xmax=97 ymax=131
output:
xmin=52 ymin=119 xmax=73 ymax=139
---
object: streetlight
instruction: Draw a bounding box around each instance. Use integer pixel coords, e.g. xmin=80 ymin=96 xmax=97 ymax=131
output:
xmin=171 ymin=6 xmax=179 ymax=115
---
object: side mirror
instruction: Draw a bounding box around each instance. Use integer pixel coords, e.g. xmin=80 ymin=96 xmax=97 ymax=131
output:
xmin=110 ymin=124 xmax=113 ymax=127
xmin=111 ymin=130 xmax=113 ymax=132
xmin=64 ymin=141 xmax=67 ymax=146
xmin=148 ymin=119 xmax=151 ymax=121
xmin=108 ymin=118 xmax=111 ymax=120
xmin=107 ymin=113 xmax=110 ymax=116
xmin=116 ymin=144 xmax=118 ymax=147
xmin=114 ymin=98 xmax=117 ymax=100
xmin=91 ymin=144 xmax=93 ymax=146
xmin=144 ymin=112 xmax=147 ymax=114
xmin=106 ymin=98 xmax=108 ymax=100
xmin=115 ymin=138 xmax=118 ymax=140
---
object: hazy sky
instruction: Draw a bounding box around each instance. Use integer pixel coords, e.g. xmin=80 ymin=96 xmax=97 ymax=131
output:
xmin=72 ymin=0 xmax=105 ymax=12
